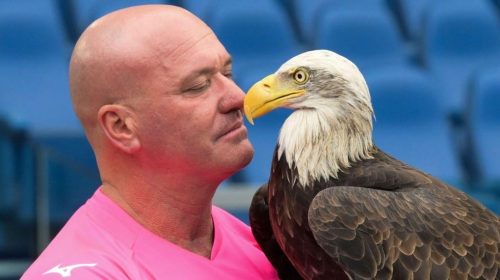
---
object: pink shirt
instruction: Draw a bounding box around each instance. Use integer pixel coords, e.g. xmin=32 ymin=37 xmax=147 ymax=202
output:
xmin=22 ymin=188 xmax=278 ymax=279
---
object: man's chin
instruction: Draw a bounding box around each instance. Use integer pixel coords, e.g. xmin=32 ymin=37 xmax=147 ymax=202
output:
xmin=239 ymin=141 xmax=254 ymax=166
xmin=227 ymin=144 xmax=254 ymax=176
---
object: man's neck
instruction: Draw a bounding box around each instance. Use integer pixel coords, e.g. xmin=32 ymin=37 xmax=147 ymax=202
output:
xmin=100 ymin=177 xmax=218 ymax=258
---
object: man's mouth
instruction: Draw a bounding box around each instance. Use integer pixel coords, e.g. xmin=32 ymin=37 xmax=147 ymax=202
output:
xmin=220 ymin=121 xmax=244 ymax=138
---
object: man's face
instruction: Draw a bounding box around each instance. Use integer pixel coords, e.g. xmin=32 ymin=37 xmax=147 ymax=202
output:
xmin=132 ymin=29 xmax=254 ymax=182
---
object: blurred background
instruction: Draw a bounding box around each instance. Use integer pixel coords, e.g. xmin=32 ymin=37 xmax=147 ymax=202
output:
xmin=1 ymin=0 xmax=500 ymax=278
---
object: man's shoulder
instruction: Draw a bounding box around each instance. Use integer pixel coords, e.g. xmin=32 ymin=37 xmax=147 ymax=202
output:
xmin=21 ymin=251 xmax=133 ymax=280
xmin=21 ymin=221 xmax=134 ymax=280
xmin=21 ymin=204 xmax=135 ymax=279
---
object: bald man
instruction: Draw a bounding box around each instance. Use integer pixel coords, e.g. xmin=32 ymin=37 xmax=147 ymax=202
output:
xmin=22 ymin=5 xmax=278 ymax=279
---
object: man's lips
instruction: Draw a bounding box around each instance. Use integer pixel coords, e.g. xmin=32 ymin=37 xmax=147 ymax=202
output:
xmin=219 ymin=121 xmax=244 ymax=139
xmin=216 ymin=110 xmax=249 ymax=141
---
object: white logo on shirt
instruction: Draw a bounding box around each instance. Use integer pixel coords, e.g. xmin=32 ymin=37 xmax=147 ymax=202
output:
xmin=43 ymin=263 xmax=97 ymax=278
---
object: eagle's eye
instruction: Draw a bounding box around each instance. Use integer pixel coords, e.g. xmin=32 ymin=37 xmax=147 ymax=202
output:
xmin=292 ymin=68 xmax=309 ymax=85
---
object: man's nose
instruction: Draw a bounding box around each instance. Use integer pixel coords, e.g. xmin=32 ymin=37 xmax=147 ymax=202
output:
xmin=218 ymin=74 xmax=245 ymax=113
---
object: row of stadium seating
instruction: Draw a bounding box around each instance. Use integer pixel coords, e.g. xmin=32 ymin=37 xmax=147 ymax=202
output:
xmin=0 ymin=0 xmax=499 ymax=262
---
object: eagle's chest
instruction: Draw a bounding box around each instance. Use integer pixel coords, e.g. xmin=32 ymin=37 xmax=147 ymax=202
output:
xmin=268 ymin=155 xmax=317 ymax=230
xmin=268 ymin=174 xmax=314 ymax=237
xmin=267 ymin=157 xmax=344 ymax=279
xmin=267 ymin=155 xmax=344 ymax=230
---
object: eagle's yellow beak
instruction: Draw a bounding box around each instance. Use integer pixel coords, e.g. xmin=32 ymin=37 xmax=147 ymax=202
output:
xmin=244 ymin=74 xmax=305 ymax=125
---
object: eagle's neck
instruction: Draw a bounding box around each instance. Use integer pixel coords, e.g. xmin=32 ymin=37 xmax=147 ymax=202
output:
xmin=277 ymin=106 xmax=374 ymax=188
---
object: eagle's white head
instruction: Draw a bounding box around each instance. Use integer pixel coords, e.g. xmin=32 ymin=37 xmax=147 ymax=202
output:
xmin=244 ymin=50 xmax=374 ymax=187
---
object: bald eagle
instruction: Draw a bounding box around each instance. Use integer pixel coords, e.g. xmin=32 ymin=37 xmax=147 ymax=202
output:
xmin=244 ymin=50 xmax=499 ymax=280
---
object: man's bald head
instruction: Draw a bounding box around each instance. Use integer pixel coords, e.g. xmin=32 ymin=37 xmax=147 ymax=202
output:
xmin=69 ymin=5 xmax=213 ymax=136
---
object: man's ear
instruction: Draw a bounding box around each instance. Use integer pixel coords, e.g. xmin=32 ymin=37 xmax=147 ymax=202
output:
xmin=98 ymin=104 xmax=141 ymax=153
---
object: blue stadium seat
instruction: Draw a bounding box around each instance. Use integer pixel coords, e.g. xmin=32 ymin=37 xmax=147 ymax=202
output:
xmin=292 ymin=0 xmax=332 ymax=43
xmin=0 ymin=0 xmax=78 ymax=207
xmin=492 ymin=0 xmax=500 ymax=11
xmin=468 ymin=190 xmax=500 ymax=215
xmin=0 ymin=0 xmax=100 ymax=252
xmin=182 ymin=0 xmax=214 ymax=20
xmin=183 ymin=0 xmax=276 ymax=22
xmin=469 ymin=65 xmax=500 ymax=194
xmin=72 ymin=0 xmax=99 ymax=36
xmin=0 ymin=0 xmax=81 ymax=257
xmin=0 ymin=121 xmax=17 ymax=215
xmin=72 ymin=0 xmax=169 ymax=36
xmin=396 ymin=0 xmax=430 ymax=40
xmin=293 ymin=0 xmax=386 ymax=45
xmin=0 ymin=0 xmax=75 ymax=132
xmin=421 ymin=0 xmax=500 ymax=111
xmin=314 ymin=7 xmax=409 ymax=73
xmin=368 ymin=66 xmax=462 ymax=185
xmin=207 ymin=2 xmax=303 ymax=91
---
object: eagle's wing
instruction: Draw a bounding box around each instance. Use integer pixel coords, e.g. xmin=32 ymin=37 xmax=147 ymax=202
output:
xmin=308 ymin=185 xmax=500 ymax=280
xmin=249 ymin=184 xmax=302 ymax=280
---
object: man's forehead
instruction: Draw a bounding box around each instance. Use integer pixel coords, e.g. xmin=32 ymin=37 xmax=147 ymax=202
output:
xmin=80 ymin=5 xmax=230 ymax=82
xmin=164 ymin=32 xmax=230 ymax=68
xmin=83 ymin=5 xmax=212 ymax=53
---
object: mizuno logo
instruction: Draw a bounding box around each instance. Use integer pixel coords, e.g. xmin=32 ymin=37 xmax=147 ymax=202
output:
xmin=43 ymin=263 xmax=97 ymax=278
